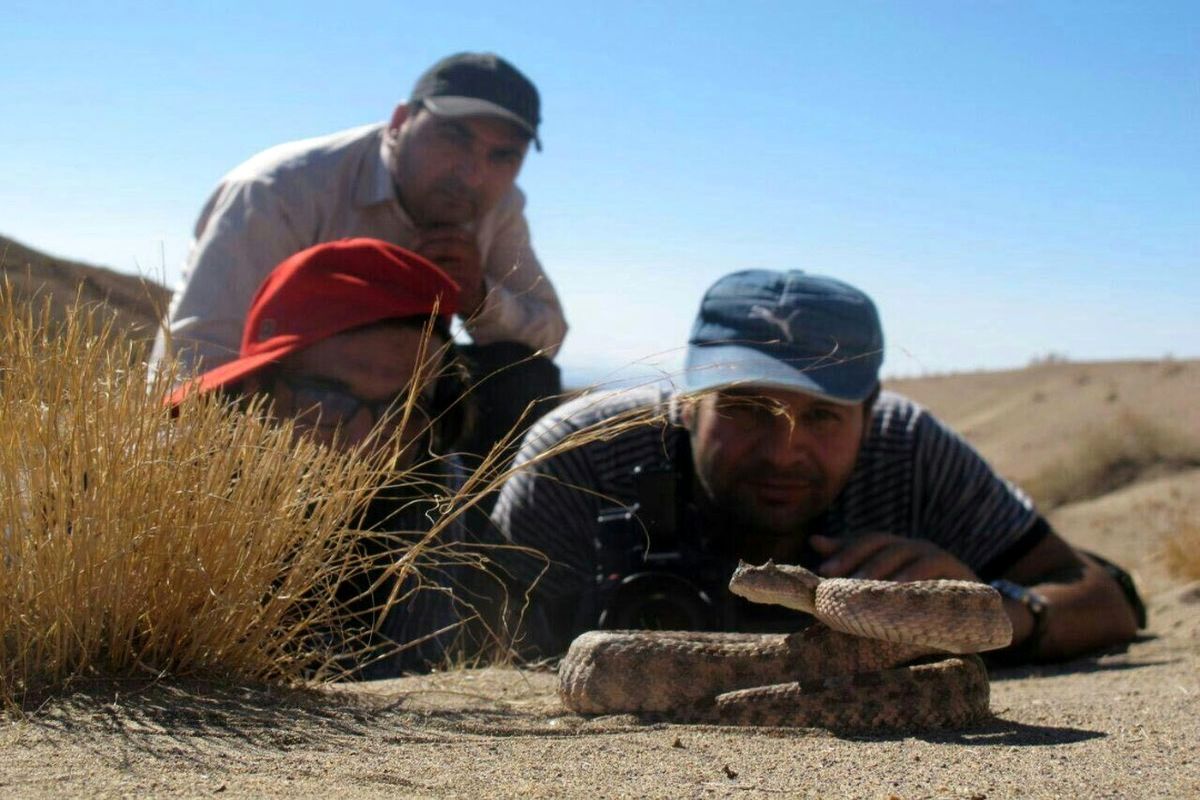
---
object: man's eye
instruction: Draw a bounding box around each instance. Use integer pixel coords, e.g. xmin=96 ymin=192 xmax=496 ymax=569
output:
xmin=437 ymin=125 xmax=471 ymax=145
xmin=295 ymin=388 xmax=356 ymax=416
xmin=719 ymin=401 xmax=775 ymax=428
xmin=805 ymin=408 xmax=842 ymax=425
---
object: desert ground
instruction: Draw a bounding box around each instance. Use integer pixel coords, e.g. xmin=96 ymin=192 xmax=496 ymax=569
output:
xmin=2 ymin=358 xmax=1198 ymax=799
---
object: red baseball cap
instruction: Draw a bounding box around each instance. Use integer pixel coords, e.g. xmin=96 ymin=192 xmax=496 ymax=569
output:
xmin=166 ymin=238 xmax=460 ymax=405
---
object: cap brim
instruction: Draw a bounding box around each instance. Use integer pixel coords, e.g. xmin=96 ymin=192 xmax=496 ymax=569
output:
xmin=164 ymin=341 xmax=298 ymax=407
xmin=682 ymin=343 xmax=874 ymax=405
xmin=421 ymin=96 xmax=542 ymax=149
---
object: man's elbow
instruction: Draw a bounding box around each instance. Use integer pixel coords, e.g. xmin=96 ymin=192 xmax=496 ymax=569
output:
xmin=1103 ymin=580 xmax=1142 ymax=645
xmin=1042 ymin=573 xmax=1141 ymax=661
xmin=1087 ymin=558 xmax=1143 ymax=647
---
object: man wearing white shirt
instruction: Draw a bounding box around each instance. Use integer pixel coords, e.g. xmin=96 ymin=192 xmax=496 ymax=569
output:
xmin=153 ymin=52 xmax=565 ymax=458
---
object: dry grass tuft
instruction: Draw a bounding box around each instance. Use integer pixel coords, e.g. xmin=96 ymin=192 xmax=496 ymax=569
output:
xmin=0 ymin=284 xmax=678 ymax=705
xmin=0 ymin=288 xmax=432 ymax=703
xmin=1163 ymin=512 xmax=1200 ymax=582
xmin=1023 ymin=412 xmax=1200 ymax=511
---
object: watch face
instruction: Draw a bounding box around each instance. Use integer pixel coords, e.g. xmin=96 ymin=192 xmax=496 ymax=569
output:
xmin=1024 ymin=589 xmax=1049 ymax=616
xmin=990 ymin=579 xmax=1048 ymax=614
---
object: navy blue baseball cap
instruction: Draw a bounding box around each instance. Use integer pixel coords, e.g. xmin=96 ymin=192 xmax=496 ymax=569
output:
xmin=683 ymin=270 xmax=884 ymax=404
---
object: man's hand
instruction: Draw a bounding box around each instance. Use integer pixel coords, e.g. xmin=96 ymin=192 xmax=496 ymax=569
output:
xmin=810 ymin=533 xmax=979 ymax=582
xmin=415 ymin=225 xmax=486 ymax=316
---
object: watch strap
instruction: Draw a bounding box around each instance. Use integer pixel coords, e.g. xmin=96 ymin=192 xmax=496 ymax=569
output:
xmin=990 ymin=578 xmax=1049 ymax=661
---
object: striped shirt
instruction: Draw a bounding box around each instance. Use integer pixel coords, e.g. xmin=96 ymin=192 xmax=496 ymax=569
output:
xmin=491 ymin=385 xmax=1042 ymax=648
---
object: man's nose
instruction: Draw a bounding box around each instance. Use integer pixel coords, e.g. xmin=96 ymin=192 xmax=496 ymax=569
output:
xmin=759 ymin=416 xmax=813 ymax=466
xmin=454 ymin=148 xmax=485 ymax=187
xmin=334 ymin=412 xmax=378 ymax=453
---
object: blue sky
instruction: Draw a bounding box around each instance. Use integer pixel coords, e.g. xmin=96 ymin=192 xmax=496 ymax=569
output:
xmin=3 ymin=1 xmax=1197 ymax=384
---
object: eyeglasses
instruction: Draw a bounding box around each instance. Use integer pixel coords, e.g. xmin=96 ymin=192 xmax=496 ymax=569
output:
xmin=270 ymin=373 xmax=433 ymax=433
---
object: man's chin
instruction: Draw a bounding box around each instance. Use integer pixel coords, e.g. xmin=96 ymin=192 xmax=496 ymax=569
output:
xmin=429 ymin=213 xmax=476 ymax=228
xmin=745 ymin=513 xmax=805 ymax=542
xmin=424 ymin=196 xmax=480 ymax=226
xmin=733 ymin=494 xmax=824 ymax=540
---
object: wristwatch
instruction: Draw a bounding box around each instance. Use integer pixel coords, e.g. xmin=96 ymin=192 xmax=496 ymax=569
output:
xmin=990 ymin=579 xmax=1050 ymax=659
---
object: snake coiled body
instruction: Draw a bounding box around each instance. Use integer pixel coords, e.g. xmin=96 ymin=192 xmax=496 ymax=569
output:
xmin=558 ymin=561 xmax=1012 ymax=730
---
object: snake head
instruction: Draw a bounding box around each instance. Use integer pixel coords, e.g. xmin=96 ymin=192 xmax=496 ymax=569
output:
xmin=728 ymin=560 xmax=820 ymax=614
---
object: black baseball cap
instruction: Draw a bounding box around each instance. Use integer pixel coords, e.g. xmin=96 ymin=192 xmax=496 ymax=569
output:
xmin=410 ymin=52 xmax=542 ymax=150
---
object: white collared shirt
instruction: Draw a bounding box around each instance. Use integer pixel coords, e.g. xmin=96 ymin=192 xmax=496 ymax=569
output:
xmin=151 ymin=123 xmax=567 ymax=374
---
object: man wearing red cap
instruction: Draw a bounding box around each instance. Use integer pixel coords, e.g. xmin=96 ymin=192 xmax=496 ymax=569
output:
xmin=171 ymin=238 xmax=474 ymax=677
xmin=155 ymin=53 xmax=564 ymax=461
xmin=168 ymin=237 xmax=463 ymax=455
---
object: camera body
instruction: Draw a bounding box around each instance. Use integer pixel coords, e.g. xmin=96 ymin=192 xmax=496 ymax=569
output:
xmin=585 ymin=462 xmax=733 ymax=632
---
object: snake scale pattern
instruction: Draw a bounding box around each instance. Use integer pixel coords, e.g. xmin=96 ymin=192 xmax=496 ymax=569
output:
xmin=558 ymin=561 xmax=1012 ymax=731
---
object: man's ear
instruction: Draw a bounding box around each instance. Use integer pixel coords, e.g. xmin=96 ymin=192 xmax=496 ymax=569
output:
xmin=859 ymin=385 xmax=880 ymax=445
xmin=679 ymin=393 xmax=698 ymax=429
xmin=389 ymin=103 xmax=410 ymax=134
xmin=864 ymin=383 xmax=881 ymax=411
xmin=861 ymin=384 xmax=881 ymax=420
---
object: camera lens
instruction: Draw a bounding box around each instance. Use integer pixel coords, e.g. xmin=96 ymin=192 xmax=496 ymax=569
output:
xmin=600 ymin=572 xmax=716 ymax=631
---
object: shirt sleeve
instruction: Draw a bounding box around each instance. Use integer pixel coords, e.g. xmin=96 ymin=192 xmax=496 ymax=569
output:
xmin=150 ymin=177 xmax=312 ymax=376
xmin=911 ymin=409 xmax=1040 ymax=573
xmin=488 ymin=410 xmax=602 ymax=603
xmin=465 ymin=189 xmax=568 ymax=358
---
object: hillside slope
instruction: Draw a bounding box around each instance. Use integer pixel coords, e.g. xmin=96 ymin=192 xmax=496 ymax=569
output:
xmin=889 ymin=359 xmax=1199 ymax=588
xmin=887 ymin=359 xmax=1200 ymax=491
xmin=0 ymin=234 xmax=169 ymax=341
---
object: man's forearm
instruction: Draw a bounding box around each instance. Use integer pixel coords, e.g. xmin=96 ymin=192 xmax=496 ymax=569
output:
xmin=464 ymin=282 xmax=567 ymax=357
xmin=1008 ymin=557 xmax=1140 ymax=662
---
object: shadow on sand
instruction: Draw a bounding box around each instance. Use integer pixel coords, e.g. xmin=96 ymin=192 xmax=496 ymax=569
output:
xmin=891 ymin=717 xmax=1106 ymax=747
xmin=10 ymin=679 xmax=384 ymax=769
xmin=987 ymin=637 xmax=1168 ymax=683
xmin=8 ymin=664 xmax=1122 ymax=769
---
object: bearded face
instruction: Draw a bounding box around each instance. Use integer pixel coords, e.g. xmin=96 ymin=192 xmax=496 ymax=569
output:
xmin=386 ymin=105 xmax=529 ymax=228
xmin=686 ymin=388 xmax=867 ymax=543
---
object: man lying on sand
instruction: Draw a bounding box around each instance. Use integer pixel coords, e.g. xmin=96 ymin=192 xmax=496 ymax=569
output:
xmin=168 ymin=237 xmax=475 ymax=678
xmin=491 ymin=270 xmax=1144 ymax=662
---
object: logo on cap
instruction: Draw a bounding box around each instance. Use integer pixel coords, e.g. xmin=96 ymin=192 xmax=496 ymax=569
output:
xmin=749 ymin=304 xmax=800 ymax=343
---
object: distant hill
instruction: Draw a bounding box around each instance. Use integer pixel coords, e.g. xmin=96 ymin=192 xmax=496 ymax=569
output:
xmin=0 ymin=234 xmax=169 ymax=341
xmin=887 ymin=359 xmax=1200 ymax=489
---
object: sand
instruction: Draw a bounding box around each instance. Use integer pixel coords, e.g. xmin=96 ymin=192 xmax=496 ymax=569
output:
xmin=2 ymin=360 xmax=1198 ymax=798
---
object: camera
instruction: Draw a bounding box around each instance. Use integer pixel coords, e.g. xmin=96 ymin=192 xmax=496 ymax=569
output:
xmin=585 ymin=463 xmax=731 ymax=632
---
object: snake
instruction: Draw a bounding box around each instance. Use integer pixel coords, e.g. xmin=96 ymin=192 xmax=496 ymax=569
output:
xmin=558 ymin=561 xmax=1013 ymax=730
